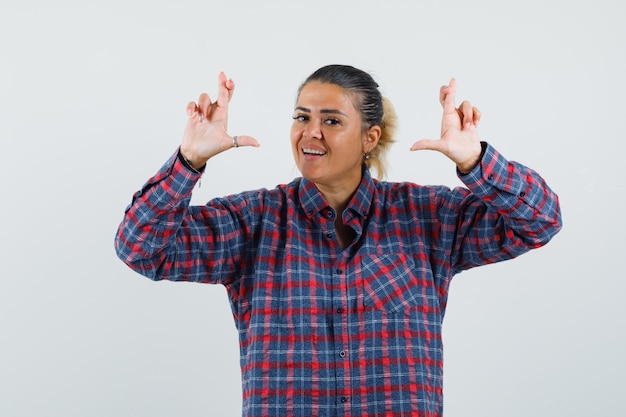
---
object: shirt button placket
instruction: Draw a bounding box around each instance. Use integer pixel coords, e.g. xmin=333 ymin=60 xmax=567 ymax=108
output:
xmin=331 ymin=265 xmax=349 ymax=412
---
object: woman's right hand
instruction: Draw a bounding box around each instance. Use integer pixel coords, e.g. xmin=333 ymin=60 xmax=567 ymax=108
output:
xmin=180 ymin=72 xmax=259 ymax=169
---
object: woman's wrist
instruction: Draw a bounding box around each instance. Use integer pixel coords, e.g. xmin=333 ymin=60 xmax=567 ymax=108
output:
xmin=178 ymin=149 xmax=206 ymax=173
xmin=457 ymin=142 xmax=487 ymax=175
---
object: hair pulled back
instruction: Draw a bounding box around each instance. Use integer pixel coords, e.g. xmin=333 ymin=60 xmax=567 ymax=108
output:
xmin=297 ymin=64 xmax=397 ymax=179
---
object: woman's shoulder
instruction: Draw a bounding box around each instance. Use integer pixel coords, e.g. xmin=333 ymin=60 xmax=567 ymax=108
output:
xmin=373 ymin=178 xmax=474 ymax=212
xmin=213 ymin=177 xmax=303 ymax=206
xmin=374 ymin=178 xmax=454 ymax=197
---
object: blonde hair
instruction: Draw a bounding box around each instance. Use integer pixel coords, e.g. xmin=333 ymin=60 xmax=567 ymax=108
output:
xmin=365 ymin=96 xmax=396 ymax=179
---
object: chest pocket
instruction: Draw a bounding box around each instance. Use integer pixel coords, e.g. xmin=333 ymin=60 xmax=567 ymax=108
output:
xmin=360 ymin=253 xmax=433 ymax=314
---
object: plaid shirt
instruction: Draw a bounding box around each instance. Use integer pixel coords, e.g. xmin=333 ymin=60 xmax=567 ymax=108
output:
xmin=115 ymin=142 xmax=561 ymax=417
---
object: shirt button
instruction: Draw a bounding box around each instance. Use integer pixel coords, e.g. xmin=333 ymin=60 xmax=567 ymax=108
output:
xmin=488 ymin=174 xmax=494 ymax=180
xmin=326 ymin=210 xmax=334 ymax=218
xmin=339 ymin=350 xmax=346 ymax=358
xmin=326 ymin=233 xmax=333 ymax=238
xmin=337 ymin=308 xmax=343 ymax=313
xmin=519 ymin=191 xmax=526 ymax=197
xmin=336 ymin=269 xmax=343 ymax=275
xmin=340 ymin=396 xmax=348 ymax=403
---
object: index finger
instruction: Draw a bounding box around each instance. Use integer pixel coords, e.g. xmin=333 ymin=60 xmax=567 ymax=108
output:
xmin=216 ymin=71 xmax=234 ymax=107
xmin=439 ymin=78 xmax=457 ymax=114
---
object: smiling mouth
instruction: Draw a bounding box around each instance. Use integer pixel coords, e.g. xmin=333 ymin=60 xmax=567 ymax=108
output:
xmin=302 ymin=148 xmax=327 ymax=156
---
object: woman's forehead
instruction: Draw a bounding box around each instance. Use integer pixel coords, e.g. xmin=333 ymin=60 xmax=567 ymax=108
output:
xmin=296 ymin=82 xmax=358 ymax=112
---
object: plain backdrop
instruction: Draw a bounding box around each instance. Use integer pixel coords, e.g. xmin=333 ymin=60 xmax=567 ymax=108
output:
xmin=1 ymin=0 xmax=624 ymax=416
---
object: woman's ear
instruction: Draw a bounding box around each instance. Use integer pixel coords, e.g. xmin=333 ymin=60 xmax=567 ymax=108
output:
xmin=364 ymin=125 xmax=381 ymax=153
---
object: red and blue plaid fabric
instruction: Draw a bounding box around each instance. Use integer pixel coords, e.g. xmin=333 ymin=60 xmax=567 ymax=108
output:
xmin=115 ymin=142 xmax=561 ymax=417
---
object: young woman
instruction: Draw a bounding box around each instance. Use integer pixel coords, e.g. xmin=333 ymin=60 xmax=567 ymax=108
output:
xmin=115 ymin=65 xmax=562 ymax=417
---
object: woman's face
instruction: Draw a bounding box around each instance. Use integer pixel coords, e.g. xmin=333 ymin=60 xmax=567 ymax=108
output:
xmin=290 ymin=81 xmax=378 ymax=194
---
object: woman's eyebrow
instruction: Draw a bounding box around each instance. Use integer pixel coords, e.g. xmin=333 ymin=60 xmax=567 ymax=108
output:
xmin=294 ymin=106 xmax=346 ymax=116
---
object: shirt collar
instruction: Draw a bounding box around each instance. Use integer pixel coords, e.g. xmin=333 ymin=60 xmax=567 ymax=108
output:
xmin=298 ymin=166 xmax=375 ymax=221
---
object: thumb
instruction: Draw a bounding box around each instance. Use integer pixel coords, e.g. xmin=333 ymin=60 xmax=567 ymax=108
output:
xmin=230 ymin=135 xmax=261 ymax=148
xmin=410 ymin=139 xmax=447 ymax=153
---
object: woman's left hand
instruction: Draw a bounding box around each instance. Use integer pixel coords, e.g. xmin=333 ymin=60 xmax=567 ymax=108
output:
xmin=410 ymin=78 xmax=483 ymax=173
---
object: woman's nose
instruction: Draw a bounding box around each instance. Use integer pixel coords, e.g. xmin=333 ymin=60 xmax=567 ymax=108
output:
xmin=304 ymin=120 xmax=322 ymax=139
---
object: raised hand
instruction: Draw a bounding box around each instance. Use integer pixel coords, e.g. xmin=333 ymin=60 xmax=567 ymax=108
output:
xmin=410 ymin=78 xmax=483 ymax=173
xmin=180 ymin=72 xmax=259 ymax=169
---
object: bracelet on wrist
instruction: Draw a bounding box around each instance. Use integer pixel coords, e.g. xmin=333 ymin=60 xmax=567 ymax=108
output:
xmin=178 ymin=150 xmax=203 ymax=174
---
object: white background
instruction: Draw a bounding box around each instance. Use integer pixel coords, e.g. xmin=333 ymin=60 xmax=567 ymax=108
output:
xmin=1 ymin=0 xmax=624 ymax=416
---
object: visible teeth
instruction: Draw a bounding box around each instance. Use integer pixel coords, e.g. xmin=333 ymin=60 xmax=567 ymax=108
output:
xmin=303 ymin=148 xmax=326 ymax=155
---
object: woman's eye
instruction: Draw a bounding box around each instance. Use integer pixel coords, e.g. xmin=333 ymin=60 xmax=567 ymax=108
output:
xmin=292 ymin=114 xmax=308 ymax=122
xmin=324 ymin=118 xmax=340 ymax=126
